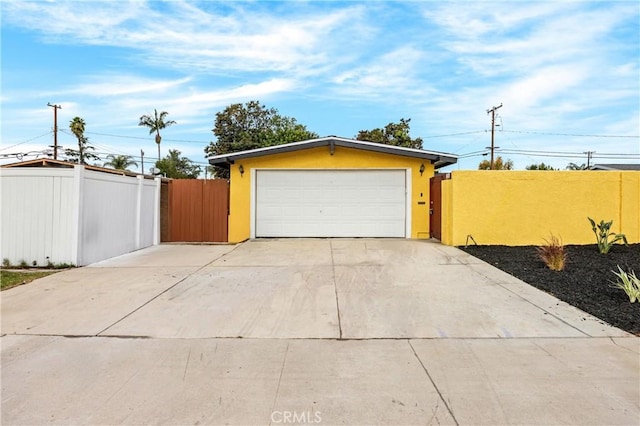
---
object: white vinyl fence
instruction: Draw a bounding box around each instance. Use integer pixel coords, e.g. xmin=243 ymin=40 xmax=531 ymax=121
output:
xmin=1 ymin=165 xmax=161 ymax=266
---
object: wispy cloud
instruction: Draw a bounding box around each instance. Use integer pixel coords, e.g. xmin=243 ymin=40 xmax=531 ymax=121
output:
xmin=113 ymin=78 xmax=298 ymax=125
xmin=412 ymin=2 xmax=639 ymax=136
xmin=331 ymin=46 xmax=433 ymax=100
xmin=1 ymin=1 xmax=637 ymax=170
xmin=50 ymin=76 xmax=193 ymax=98
xmin=2 ymin=1 xmax=366 ymax=76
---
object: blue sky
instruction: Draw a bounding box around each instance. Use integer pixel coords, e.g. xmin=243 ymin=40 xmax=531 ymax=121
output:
xmin=1 ymin=0 xmax=638 ymax=173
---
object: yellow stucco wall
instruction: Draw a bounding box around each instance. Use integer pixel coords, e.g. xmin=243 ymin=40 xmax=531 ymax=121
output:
xmin=441 ymin=170 xmax=640 ymax=246
xmin=228 ymin=146 xmax=435 ymax=242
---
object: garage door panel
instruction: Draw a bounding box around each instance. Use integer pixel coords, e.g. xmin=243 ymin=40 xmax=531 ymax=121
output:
xmin=256 ymin=170 xmax=406 ymax=238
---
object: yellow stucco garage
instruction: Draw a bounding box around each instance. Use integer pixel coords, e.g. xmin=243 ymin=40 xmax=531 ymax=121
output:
xmin=208 ymin=137 xmax=457 ymax=243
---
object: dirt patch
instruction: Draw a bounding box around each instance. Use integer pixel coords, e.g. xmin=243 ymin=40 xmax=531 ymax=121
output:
xmin=460 ymin=244 xmax=640 ymax=336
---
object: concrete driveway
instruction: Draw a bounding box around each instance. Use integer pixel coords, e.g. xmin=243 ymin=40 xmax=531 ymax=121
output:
xmin=2 ymin=239 xmax=638 ymax=425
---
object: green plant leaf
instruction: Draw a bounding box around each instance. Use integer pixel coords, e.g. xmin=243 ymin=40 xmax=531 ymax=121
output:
xmin=612 ymin=266 xmax=640 ymax=303
xmin=589 ymin=218 xmax=628 ymax=254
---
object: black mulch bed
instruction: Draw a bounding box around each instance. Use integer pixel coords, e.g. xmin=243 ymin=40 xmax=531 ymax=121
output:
xmin=460 ymin=243 xmax=640 ymax=336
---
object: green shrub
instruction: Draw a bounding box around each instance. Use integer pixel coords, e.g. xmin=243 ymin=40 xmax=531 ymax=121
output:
xmin=588 ymin=217 xmax=628 ymax=254
xmin=537 ymin=235 xmax=566 ymax=271
xmin=53 ymin=263 xmax=75 ymax=269
xmin=18 ymin=260 xmax=28 ymax=268
xmin=2 ymin=258 xmax=11 ymax=268
xmin=611 ymin=266 xmax=640 ymax=303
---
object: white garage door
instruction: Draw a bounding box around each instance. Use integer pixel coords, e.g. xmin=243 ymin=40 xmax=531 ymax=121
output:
xmin=255 ymin=170 xmax=407 ymax=237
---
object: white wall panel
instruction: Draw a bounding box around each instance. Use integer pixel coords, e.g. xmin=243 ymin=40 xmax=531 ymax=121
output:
xmin=139 ymin=179 xmax=157 ymax=247
xmin=80 ymin=171 xmax=139 ymax=265
xmin=1 ymin=169 xmax=75 ymax=266
xmin=1 ymin=166 xmax=160 ymax=267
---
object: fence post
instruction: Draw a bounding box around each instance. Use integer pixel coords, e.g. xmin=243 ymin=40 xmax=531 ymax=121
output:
xmin=70 ymin=165 xmax=85 ymax=266
xmin=135 ymin=175 xmax=144 ymax=250
xmin=153 ymin=177 xmax=161 ymax=245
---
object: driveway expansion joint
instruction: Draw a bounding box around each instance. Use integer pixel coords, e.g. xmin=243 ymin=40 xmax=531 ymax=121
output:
xmin=6 ymin=334 xmax=634 ymax=342
xmin=269 ymin=341 xmax=290 ymax=423
xmin=94 ymin=246 xmax=242 ymax=337
xmin=202 ymin=242 xmax=243 ymax=267
xmin=407 ymin=339 xmax=459 ymax=426
xmin=469 ymin=265 xmax=592 ymax=337
xmin=608 ymin=336 xmax=640 ymax=353
xmin=329 ymin=240 xmax=343 ymax=339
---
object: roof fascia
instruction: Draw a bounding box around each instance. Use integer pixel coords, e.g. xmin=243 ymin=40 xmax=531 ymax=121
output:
xmin=208 ymin=137 xmax=457 ymax=167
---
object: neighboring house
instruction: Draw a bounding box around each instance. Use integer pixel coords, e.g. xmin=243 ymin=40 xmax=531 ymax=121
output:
xmin=590 ymin=164 xmax=640 ymax=171
xmin=208 ymin=136 xmax=457 ymax=243
xmin=2 ymin=158 xmax=143 ymax=175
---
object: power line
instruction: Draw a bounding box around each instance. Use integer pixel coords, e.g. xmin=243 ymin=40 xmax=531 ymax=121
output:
xmin=53 ymin=132 xmax=211 ymax=165
xmin=52 ymin=128 xmax=640 ymax=145
xmin=0 ymin=131 xmax=53 ymax=151
xmin=497 ymin=148 xmax=638 ymax=157
xmin=1 ymin=150 xmax=53 ymax=161
xmin=81 ymin=130 xmax=209 ymax=144
xmin=497 ymin=119 xmax=538 ymax=165
xmin=501 ymin=130 xmax=638 ymax=138
xmin=498 ymin=152 xmax=638 ymax=160
xmin=459 ymin=147 xmax=639 ymax=159
xmin=423 ymin=130 xmax=486 ymax=139
xmin=457 ymin=150 xmax=489 ymax=158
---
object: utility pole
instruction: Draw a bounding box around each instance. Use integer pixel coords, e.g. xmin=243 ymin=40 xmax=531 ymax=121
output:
xmin=583 ymin=151 xmax=595 ymax=169
xmin=486 ymin=103 xmax=502 ymax=170
xmin=141 ymin=149 xmax=145 ymax=175
xmin=47 ymin=103 xmax=62 ymax=160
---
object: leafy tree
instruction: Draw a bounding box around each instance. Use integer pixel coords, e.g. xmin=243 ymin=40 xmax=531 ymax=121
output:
xmin=478 ymin=156 xmax=514 ymax=170
xmin=204 ymin=165 xmax=218 ymax=179
xmin=566 ymin=162 xmax=588 ymax=170
xmin=65 ymin=117 xmax=100 ymax=165
xmin=204 ymin=100 xmax=318 ymax=178
xmin=103 ymin=154 xmax=138 ymax=171
xmin=525 ymin=162 xmax=557 ymax=170
xmin=356 ymin=118 xmax=423 ymax=149
xmin=138 ymin=109 xmax=176 ymax=161
xmin=262 ymin=115 xmax=319 ymax=147
xmin=155 ymin=149 xmax=201 ymax=179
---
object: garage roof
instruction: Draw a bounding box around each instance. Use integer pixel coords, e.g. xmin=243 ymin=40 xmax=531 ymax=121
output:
xmin=207 ymin=136 xmax=457 ymax=169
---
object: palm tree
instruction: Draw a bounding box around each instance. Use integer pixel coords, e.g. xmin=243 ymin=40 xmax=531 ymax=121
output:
xmin=68 ymin=117 xmax=99 ymax=165
xmin=70 ymin=116 xmax=86 ymax=142
xmin=138 ymin=109 xmax=176 ymax=161
xmin=103 ymin=154 xmax=138 ymax=171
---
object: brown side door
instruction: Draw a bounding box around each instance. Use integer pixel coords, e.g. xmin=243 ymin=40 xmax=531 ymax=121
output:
xmin=167 ymin=179 xmax=229 ymax=242
xmin=429 ymin=173 xmax=450 ymax=240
